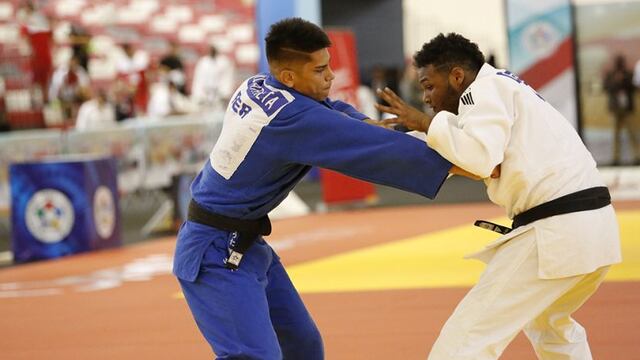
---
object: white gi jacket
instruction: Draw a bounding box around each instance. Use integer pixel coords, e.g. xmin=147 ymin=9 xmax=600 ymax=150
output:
xmin=191 ymin=54 xmax=235 ymax=106
xmin=426 ymin=63 xmax=622 ymax=279
xmin=75 ymin=99 xmax=116 ymax=130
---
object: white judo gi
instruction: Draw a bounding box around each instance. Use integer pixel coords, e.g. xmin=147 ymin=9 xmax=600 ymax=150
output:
xmin=425 ymin=63 xmax=622 ymax=359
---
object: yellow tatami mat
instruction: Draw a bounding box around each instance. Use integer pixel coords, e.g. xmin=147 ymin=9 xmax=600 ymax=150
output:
xmin=289 ymin=211 xmax=640 ymax=293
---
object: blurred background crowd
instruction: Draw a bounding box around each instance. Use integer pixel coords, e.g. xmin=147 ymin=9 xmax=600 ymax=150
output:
xmin=1 ymin=0 xmax=640 ymax=252
xmin=0 ymin=0 xmax=499 ymax=132
xmin=0 ymin=0 xmax=256 ymax=131
xmin=1 ymin=0 xmax=639 ymax=166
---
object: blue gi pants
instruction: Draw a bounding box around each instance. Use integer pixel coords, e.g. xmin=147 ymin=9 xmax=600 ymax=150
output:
xmin=178 ymin=234 xmax=323 ymax=359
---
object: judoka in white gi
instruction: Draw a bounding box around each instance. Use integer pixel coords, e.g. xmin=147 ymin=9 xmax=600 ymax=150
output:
xmin=377 ymin=33 xmax=622 ymax=360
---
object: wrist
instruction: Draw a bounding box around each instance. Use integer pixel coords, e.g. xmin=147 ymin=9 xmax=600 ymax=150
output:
xmin=419 ymin=114 xmax=431 ymax=132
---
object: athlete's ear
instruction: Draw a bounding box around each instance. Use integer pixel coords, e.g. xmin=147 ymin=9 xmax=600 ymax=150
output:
xmin=279 ymin=69 xmax=295 ymax=88
xmin=449 ymin=67 xmax=466 ymax=90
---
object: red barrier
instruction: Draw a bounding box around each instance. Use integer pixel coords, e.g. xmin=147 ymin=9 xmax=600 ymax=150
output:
xmin=319 ymin=169 xmax=377 ymax=205
xmin=320 ymin=30 xmax=376 ymax=206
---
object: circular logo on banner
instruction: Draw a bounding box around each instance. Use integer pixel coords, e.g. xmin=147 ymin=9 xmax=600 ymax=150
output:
xmin=522 ymin=21 xmax=561 ymax=59
xmin=25 ymin=189 xmax=75 ymax=243
xmin=93 ymin=186 xmax=116 ymax=239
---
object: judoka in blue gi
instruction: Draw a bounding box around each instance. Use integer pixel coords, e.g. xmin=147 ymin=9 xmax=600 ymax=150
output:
xmin=173 ymin=18 xmax=470 ymax=359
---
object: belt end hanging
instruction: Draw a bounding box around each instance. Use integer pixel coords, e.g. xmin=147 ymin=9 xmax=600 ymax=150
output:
xmin=474 ymin=220 xmax=512 ymax=235
xmin=224 ymin=251 xmax=244 ymax=271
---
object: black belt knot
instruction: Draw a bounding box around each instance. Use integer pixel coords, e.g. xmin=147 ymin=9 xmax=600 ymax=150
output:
xmin=187 ymin=200 xmax=271 ymax=270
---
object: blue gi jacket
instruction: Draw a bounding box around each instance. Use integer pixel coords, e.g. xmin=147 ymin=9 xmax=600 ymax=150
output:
xmin=174 ymin=73 xmax=452 ymax=281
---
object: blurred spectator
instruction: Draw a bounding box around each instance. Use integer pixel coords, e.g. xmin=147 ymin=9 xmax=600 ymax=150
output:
xmin=49 ymin=55 xmax=90 ymax=121
xmin=486 ymin=52 xmax=498 ymax=68
xmin=369 ymin=65 xmax=390 ymax=93
xmin=369 ymin=65 xmax=399 ymax=119
xmin=0 ymin=76 xmax=8 ymax=132
xmin=159 ymin=41 xmax=186 ymax=94
xmin=604 ymin=54 xmax=639 ymax=165
xmin=116 ymin=43 xmax=150 ymax=116
xmin=68 ymin=23 xmax=91 ymax=71
xmin=17 ymin=0 xmax=53 ymax=103
xmin=148 ymin=78 xmax=197 ymax=117
xmin=75 ymin=88 xmax=116 ymax=130
xmin=397 ymin=64 xmax=429 ymax=132
xmin=634 ymin=57 xmax=640 ymax=89
xmin=356 ymin=84 xmax=377 ymax=119
xmin=113 ymin=79 xmax=136 ymax=121
xmin=399 ymin=64 xmax=423 ymax=110
xmin=191 ymin=45 xmax=235 ymax=109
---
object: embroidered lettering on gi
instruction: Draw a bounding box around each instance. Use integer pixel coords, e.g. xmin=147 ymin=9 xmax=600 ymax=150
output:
xmin=232 ymin=92 xmax=252 ymax=118
xmin=246 ymin=76 xmax=291 ymax=117
xmin=497 ymin=70 xmax=545 ymax=101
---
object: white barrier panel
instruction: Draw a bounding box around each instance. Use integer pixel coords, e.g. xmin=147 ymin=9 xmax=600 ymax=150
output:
xmin=0 ymin=130 xmax=64 ymax=211
xmin=66 ymin=125 xmax=144 ymax=194
xmin=0 ymin=112 xmax=224 ymax=211
xmin=599 ymin=166 xmax=640 ymax=201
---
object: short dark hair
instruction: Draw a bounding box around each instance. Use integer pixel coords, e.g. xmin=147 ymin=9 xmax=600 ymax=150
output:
xmin=413 ymin=33 xmax=485 ymax=73
xmin=265 ymin=17 xmax=331 ymax=63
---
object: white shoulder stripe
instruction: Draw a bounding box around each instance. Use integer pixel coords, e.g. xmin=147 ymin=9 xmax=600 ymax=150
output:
xmin=209 ymin=76 xmax=293 ymax=179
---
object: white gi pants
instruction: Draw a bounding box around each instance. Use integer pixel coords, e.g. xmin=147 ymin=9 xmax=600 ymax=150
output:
xmin=428 ymin=234 xmax=609 ymax=360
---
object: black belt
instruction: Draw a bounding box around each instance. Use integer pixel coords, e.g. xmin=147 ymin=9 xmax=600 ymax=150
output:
xmin=187 ymin=200 xmax=271 ymax=270
xmin=475 ymin=186 xmax=611 ymax=235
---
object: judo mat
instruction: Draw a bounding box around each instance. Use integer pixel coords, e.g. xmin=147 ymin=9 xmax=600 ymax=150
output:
xmin=1 ymin=201 xmax=638 ymax=359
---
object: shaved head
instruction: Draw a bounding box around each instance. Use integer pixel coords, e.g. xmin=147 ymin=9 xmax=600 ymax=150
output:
xmin=265 ymin=18 xmax=331 ymax=71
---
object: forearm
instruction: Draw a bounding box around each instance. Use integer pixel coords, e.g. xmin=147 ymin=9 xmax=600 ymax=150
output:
xmin=427 ymin=111 xmax=506 ymax=178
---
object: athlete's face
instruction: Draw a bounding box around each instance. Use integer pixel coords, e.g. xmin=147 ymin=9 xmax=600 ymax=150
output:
xmin=290 ymin=48 xmax=335 ymax=101
xmin=417 ymin=65 xmax=464 ymax=114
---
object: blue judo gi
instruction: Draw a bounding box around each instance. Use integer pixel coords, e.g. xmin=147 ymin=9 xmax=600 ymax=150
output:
xmin=173 ymin=73 xmax=452 ymax=359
